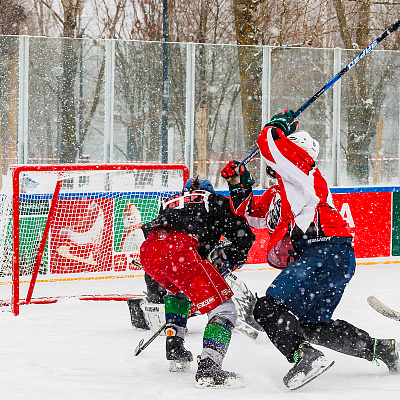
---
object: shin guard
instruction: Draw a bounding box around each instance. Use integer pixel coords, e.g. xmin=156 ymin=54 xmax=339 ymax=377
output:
xmin=253 ymin=295 xmax=306 ymax=362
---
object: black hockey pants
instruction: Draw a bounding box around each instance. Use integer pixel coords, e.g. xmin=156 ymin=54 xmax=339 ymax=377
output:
xmin=253 ymin=294 xmax=376 ymax=362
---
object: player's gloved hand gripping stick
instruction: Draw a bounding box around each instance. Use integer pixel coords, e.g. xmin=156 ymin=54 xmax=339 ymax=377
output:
xmin=221 ymin=160 xmax=255 ymax=192
xmin=242 ymin=18 xmax=400 ymax=166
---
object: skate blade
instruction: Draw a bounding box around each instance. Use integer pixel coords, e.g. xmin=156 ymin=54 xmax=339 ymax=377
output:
xmin=287 ymin=359 xmax=335 ymax=390
xmin=195 ymin=376 xmax=245 ymax=389
xmin=169 ymin=360 xmax=191 ymax=373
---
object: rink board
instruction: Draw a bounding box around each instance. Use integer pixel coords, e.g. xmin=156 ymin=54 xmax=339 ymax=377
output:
xmin=219 ymin=187 xmax=400 ymax=263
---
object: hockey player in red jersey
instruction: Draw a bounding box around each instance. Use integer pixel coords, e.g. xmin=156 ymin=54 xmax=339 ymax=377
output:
xmin=140 ymin=176 xmax=255 ymax=388
xmin=221 ymin=110 xmax=399 ymax=390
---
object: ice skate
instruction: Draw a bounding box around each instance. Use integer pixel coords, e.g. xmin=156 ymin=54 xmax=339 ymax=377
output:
xmin=195 ymin=357 xmax=244 ymax=388
xmin=166 ymin=335 xmax=193 ymax=372
xmin=373 ymin=339 xmax=399 ymax=372
xmin=283 ymin=342 xmax=334 ymax=390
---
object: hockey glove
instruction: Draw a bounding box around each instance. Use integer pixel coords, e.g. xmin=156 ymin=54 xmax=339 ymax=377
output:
xmin=208 ymin=242 xmax=246 ymax=277
xmin=221 ymin=160 xmax=255 ymax=194
xmin=210 ymin=249 xmax=233 ymax=278
xmin=265 ymin=109 xmax=298 ymax=136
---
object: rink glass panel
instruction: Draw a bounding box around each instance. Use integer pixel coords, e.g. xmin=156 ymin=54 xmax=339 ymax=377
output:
xmin=2 ymin=37 xmax=400 ymax=189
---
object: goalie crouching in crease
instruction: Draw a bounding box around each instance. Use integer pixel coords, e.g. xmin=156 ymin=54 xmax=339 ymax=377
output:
xmin=139 ymin=176 xmax=255 ymax=388
xmin=221 ymin=110 xmax=399 ymax=390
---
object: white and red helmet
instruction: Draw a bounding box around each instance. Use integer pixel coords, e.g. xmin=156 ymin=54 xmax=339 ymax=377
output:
xmin=287 ymin=131 xmax=320 ymax=160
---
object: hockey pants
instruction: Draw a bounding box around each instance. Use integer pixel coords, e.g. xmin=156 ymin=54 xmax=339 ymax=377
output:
xmin=254 ymin=294 xmax=376 ymax=362
xmin=140 ymin=227 xmax=233 ymax=314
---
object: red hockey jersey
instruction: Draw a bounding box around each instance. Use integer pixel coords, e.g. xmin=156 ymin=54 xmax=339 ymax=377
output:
xmin=231 ymin=125 xmax=351 ymax=269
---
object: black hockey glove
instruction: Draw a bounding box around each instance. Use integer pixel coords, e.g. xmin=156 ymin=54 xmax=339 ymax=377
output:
xmin=208 ymin=242 xmax=245 ymax=277
xmin=221 ymin=160 xmax=255 ymax=194
xmin=265 ymin=109 xmax=298 ymax=136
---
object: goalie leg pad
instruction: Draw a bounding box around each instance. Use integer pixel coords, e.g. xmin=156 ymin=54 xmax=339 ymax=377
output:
xmin=225 ymin=272 xmax=263 ymax=331
xmin=127 ymin=298 xmax=150 ymax=330
xmin=144 ymin=273 xmax=167 ymax=303
xmin=140 ymin=299 xmax=166 ymax=333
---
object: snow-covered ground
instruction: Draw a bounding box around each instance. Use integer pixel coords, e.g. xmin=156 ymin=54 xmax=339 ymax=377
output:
xmin=1 ymin=262 xmax=400 ymax=400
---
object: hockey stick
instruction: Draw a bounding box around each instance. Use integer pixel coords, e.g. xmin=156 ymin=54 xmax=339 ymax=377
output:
xmin=132 ymin=268 xmax=263 ymax=355
xmin=134 ymin=322 xmax=167 ymax=356
xmin=367 ymin=296 xmax=400 ymax=321
xmin=132 ymin=259 xmax=262 ymax=332
xmin=242 ymin=18 xmax=400 ymax=166
xmin=134 ymin=306 xmax=261 ymax=357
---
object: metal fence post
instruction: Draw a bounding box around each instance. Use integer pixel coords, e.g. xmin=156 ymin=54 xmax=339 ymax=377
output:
xmin=332 ymin=47 xmax=342 ymax=186
xmin=18 ymin=36 xmax=29 ymax=164
xmin=261 ymin=46 xmax=272 ymax=188
xmin=185 ymin=43 xmax=195 ymax=178
xmin=104 ymin=39 xmax=115 ymax=163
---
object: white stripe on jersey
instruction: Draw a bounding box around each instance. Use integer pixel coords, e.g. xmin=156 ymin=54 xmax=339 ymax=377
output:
xmin=265 ymin=130 xmax=319 ymax=233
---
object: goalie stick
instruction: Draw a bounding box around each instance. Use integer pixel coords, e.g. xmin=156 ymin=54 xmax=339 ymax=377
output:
xmin=242 ymin=18 xmax=400 ymax=166
xmin=134 ymin=322 xmax=167 ymax=356
xmin=367 ymin=296 xmax=400 ymax=321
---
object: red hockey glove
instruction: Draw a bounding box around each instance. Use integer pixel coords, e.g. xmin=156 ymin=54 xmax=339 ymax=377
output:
xmin=221 ymin=160 xmax=255 ymax=193
xmin=221 ymin=160 xmax=241 ymax=179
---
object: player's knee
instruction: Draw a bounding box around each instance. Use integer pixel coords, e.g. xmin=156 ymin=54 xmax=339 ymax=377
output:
xmin=207 ymin=298 xmax=237 ymax=326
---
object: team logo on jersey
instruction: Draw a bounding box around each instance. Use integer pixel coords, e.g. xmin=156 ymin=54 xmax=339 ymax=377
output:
xmin=221 ymin=289 xmax=231 ymax=296
xmin=267 ymin=195 xmax=281 ymax=231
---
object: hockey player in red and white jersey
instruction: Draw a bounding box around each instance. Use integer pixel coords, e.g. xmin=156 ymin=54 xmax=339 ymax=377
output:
xmin=221 ymin=110 xmax=399 ymax=390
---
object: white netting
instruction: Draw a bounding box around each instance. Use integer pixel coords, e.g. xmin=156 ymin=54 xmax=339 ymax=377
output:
xmin=0 ymin=164 xmax=187 ymax=310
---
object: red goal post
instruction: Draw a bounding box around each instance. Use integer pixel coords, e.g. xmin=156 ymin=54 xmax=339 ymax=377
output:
xmin=0 ymin=163 xmax=189 ymax=315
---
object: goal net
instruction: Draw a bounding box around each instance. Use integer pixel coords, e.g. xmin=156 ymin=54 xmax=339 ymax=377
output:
xmin=0 ymin=164 xmax=189 ymax=315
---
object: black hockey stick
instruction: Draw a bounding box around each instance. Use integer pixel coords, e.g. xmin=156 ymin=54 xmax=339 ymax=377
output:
xmin=132 ymin=267 xmax=263 ymax=356
xmin=133 ymin=272 xmax=263 ymax=356
xmin=132 ymin=258 xmax=262 ymax=330
xmin=367 ymin=296 xmax=400 ymax=321
xmin=134 ymin=322 xmax=167 ymax=356
xmin=242 ymin=18 xmax=400 ymax=166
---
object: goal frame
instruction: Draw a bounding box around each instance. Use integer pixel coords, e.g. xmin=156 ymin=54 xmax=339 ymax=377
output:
xmin=9 ymin=163 xmax=189 ymax=315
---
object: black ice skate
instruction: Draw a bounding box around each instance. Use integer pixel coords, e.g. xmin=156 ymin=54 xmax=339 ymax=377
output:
xmin=166 ymin=335 xmax=193 ymax=373
xmin=283 ymin=342 xmax=334 ymax=390
xmin=373 ymin=339 xmax=399 ymax=372
xmin=195 ymin=357 xmax=244 ymax=389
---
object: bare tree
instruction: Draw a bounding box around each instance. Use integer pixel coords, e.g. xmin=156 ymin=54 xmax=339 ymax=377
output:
xmin=0 ymin=0 xmax=27 ymax=35
xmin=330 ymin=0 xmax=400 ymax=183
xmin=233 ymin=0 xmax=262 ymax=151
xmin=0 ymin=1 xmax=27 ymax=173
xmin=32 ymin=0 xmax=128 ymax=162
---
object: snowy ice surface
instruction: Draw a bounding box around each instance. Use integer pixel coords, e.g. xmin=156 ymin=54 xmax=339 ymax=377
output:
xmin=1 ymin=262 xmax=400 ymax=400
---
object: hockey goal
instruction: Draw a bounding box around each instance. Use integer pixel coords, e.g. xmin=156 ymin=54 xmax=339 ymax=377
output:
xmin=0 ymin=163 xmax=189 ymax=315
